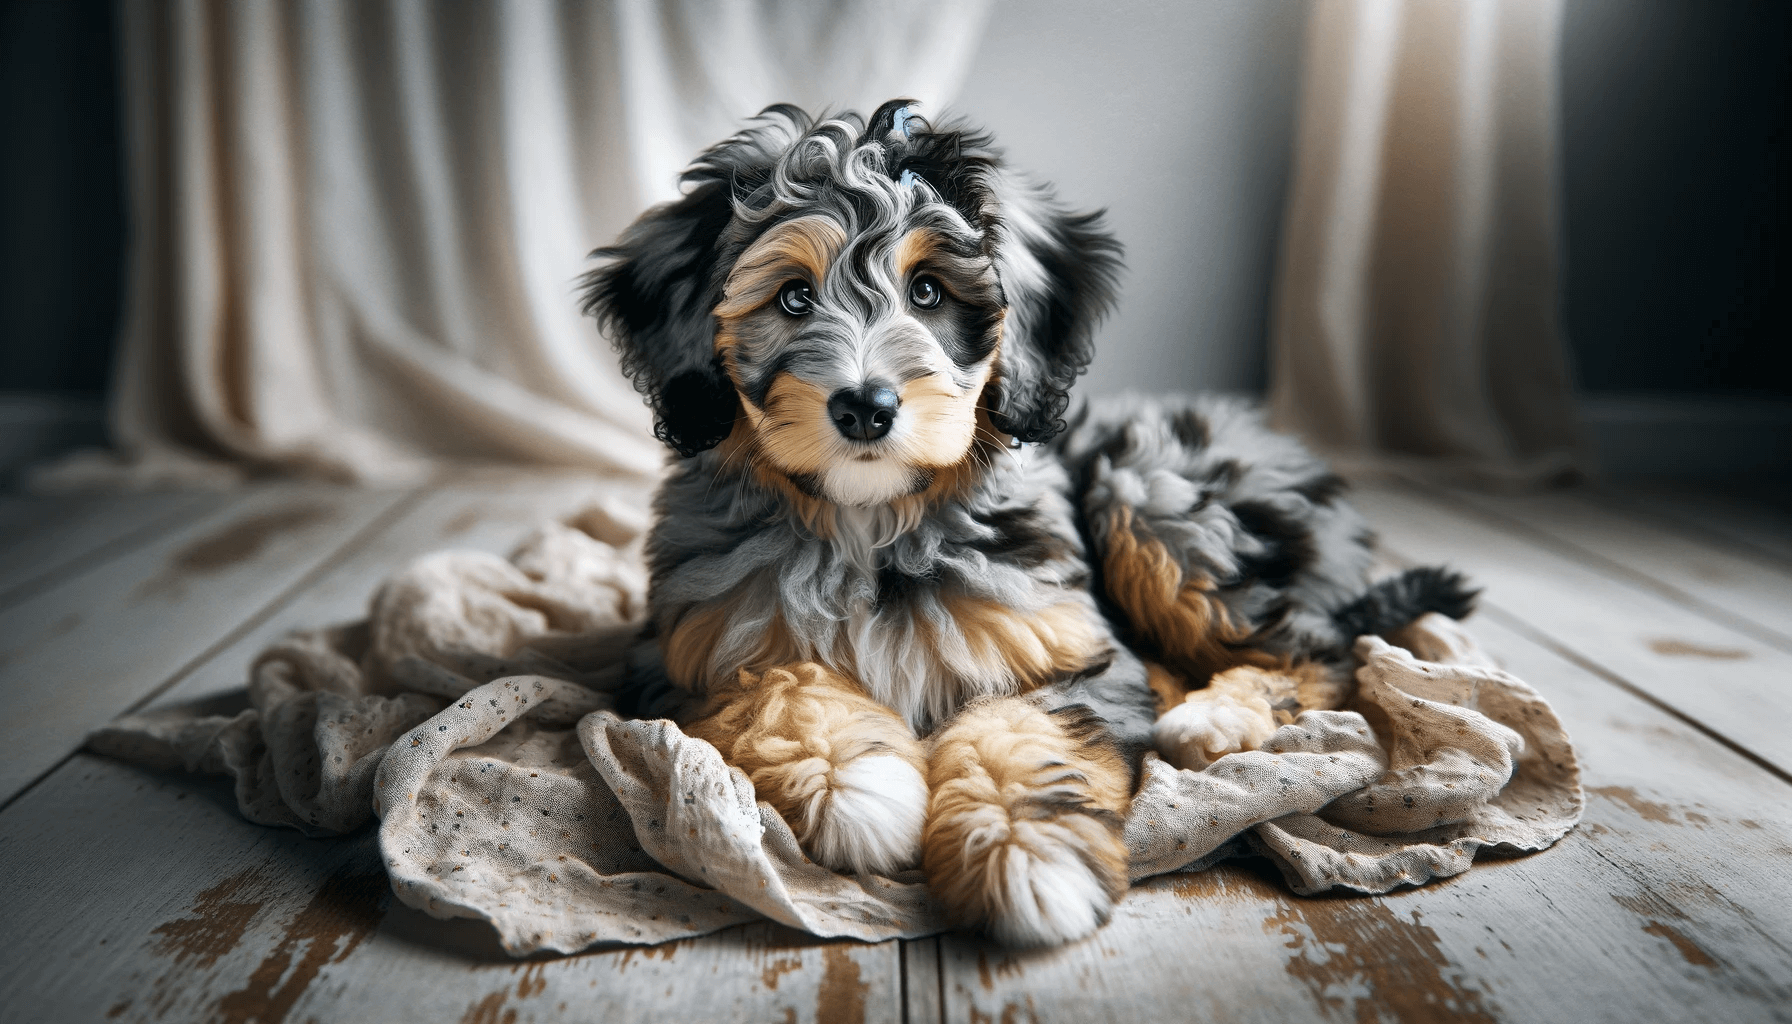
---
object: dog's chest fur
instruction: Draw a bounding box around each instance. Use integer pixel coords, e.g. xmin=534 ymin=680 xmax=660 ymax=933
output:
xmin=648 ymin=449 xmax=1106 ymax=734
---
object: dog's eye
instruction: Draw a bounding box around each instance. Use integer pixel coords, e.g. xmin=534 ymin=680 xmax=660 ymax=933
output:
xmin=777 ymin=281 xmax=813 ymax=316
xmin=909 ymin=276 xmax=942 ymax=310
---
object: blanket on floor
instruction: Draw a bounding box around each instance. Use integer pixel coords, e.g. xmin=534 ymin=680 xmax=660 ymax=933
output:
xmin=88 ymin=500 xmax=1582 ymax=955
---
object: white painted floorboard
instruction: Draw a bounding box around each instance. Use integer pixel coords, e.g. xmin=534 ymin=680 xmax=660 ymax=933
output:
xmin=1351 ymin=482 xmax=1792 ymax=777
xmin=1430 ymin=484 xmax=1792 ymax=648
xmin=0 ymin=490 xmax=228 ymax=611
xmin=142 ymin=472 xmax=647 ymax=713
xmin=1611 ymin=484 xmax=1792 ymax=568
xmin=0 ymin=476 xmax=1787 ymax=1024
xmin=0 ymin=485 xmax=412 ymax=805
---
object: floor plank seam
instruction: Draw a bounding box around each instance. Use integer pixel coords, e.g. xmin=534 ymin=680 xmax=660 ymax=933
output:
xmin=0 ymin=492 xmax=213 ymax=613
xmin=1580 ymin=838 xmax=1792 ymax=961
xmin=0 ymin=748 xmax=83 ymax=819
xmin=1392 ymin=474 xmax=1792 ymax=655
xmin=0 ymin=486 xmax=431 ymax=816
xmin=934 ymin=937 xmax=945 ymax=1024
xmin=899 ymin=939 xmax=911 ymax=1024
xmin=1477 ymin=603 xmax=1792 ymax=790
xmin=1595 ymin=486 xmax=1792 ymax=574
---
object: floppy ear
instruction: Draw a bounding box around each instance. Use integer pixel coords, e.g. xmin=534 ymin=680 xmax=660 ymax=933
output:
xmin=581 ymin=106 xmax=809 ymax=457
xmin=894 ymin=118 xmax=1123 ymax=444
xmin=581 ymin=180 xmax=739 ymax=457
xmin=982 ymin=177 xmax=1124 ymax=443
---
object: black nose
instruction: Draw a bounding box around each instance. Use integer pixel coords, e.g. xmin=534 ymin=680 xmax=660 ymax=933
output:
xmin=827 ymin=385 xmax=900 ymax=441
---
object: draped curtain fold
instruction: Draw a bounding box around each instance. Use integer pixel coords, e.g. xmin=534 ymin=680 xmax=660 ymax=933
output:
xmin=85 ymin=0 xmax=990 ymax=486
xmin=1267 ymin=0 xmax=1584 ymax=485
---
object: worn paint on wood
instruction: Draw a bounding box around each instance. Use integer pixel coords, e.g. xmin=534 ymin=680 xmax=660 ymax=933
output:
xmin=0 ymin=485 xmax=412 ymax=804
xmin=2 ymin=477 xmax=1791 ymax=1023
xmin=0 ymin=755 xmax=905 ymax=1024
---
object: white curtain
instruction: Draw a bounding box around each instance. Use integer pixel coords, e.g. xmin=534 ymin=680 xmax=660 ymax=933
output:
xmin=71 ymin=0 xmax=991 ymax=487
xmin=1267 ymin=0 xmax=1583 ymax=486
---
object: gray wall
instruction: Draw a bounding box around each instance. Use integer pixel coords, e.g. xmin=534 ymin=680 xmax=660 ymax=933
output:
xmin=954 ymin=0 xmax=1310 ymax=397
xmin=0 ymin=0 xmax=123 ymax=396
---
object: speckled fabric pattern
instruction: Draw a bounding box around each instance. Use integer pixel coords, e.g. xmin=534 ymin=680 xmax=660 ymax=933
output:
xmin=87 ymin=505 xmax=1581 ymax=955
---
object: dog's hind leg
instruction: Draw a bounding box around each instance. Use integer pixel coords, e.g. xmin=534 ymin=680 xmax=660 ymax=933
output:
xmin=923 ymin=685 xmax=1141 ymax=947
xmin=1151 ymin=661 xmax=1349 ymax=771
xmin=684 ymin=661 xmax=928 ymax=876
xmin=1063 ymin=396 xmax=1479 ymax=674
xmin=1095 ymin=501 xmax=1277 ymax=680
xmin=1059 ymin=395 xmax=1382 ymax=677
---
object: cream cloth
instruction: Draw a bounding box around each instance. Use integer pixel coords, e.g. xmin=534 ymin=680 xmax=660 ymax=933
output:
xmin=90 ymin=502 xmax=1581 ymax=953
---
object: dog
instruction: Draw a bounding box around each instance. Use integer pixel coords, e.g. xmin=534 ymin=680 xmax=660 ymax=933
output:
xmin=581 ymin=100 xmax=1474 ymax=946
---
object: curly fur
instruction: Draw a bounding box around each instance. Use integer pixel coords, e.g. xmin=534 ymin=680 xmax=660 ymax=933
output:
xmin=582 ymin=101 xmax=1474 ymax=945
xmin=581 ymin=101 xmax=1121 ymax=457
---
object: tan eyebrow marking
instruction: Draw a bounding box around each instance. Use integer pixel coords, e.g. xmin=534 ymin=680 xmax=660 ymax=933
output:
xmin=893 ymin=227 xmax=942 ymax=280
xmin=715 ymin=216 xmax=849 ymax=324
xmin=894 ymin=227 xmax=997 ymax=293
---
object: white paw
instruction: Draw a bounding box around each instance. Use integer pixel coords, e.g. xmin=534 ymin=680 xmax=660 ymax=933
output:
xmin=985 ymin=819 xmax=1119 ymax=947
xmin=1153 ymin=693 xmax=1277 ymax=771
xmin=802 ymin=754 xmax=927 ymax=876
xmin=930 ymin=797 xmax=1125 ymax=947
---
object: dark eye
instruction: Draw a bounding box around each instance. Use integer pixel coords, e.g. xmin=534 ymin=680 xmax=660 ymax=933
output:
xmin=909 ymin=276 xmax=942 ymax=310
xmin=777 ymin=280 xmax=813 ymax=316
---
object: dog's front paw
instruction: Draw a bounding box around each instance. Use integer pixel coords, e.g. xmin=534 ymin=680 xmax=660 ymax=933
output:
xmin=795 ymin=752 xmax=928 ymax=876
xmin=925 ymin=699 xmax=1132 ymax=947
xmin=685 ymin=662 xmax=928 ymax=876
xmin=1153 ymin=690 xmax=1277 ymax=771
xmin=925 ymin=789 xmax=1127 ymax=946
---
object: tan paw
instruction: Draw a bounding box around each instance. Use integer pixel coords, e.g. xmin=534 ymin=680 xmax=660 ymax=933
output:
xmin=929 ymin=796 xmax=1128 ymax=946
xmin=926 ymin=699 xmax=1132 ymax=946
xmin=684 ymin=662 xmax=929 ymax=876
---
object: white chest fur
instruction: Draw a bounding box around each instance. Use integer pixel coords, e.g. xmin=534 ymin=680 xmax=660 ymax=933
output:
xmin=801 ymin=506 xmax=1039 ymax=734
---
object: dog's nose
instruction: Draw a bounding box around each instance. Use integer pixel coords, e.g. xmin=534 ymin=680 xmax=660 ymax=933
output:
xmin=827 ymin=385 xmax=900 ymax=441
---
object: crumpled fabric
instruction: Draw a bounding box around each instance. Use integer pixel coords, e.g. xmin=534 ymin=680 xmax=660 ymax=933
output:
xmin=89 ymin=503 xmax=1582 ymax=955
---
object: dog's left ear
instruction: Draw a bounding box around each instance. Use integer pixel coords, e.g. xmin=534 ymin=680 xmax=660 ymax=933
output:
xmin=981 ymin=178 xmax=1124 ymax=443
xmin=894 ymin=113 xmax=1124 ymax=444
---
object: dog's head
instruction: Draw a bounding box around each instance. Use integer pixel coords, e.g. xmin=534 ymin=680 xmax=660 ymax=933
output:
xmin=583 ymin=100 xmax=1121 ymax=507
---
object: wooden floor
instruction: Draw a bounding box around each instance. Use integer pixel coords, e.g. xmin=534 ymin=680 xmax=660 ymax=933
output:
xmin=0 ymin=471 xmax=1788 ymax=1024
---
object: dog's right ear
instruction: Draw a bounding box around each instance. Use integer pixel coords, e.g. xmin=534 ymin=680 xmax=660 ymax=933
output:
xmin=587 ymin=107 xmax=814 ymax=456
xmin=588 ymin=105 xmax=814 ymax=456
xmin=581 ymin=177 xmax=742 ymax=458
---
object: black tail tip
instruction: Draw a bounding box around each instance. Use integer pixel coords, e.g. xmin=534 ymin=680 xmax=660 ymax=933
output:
xmin=1405 ymin=565 xmax=1479 ymax=621
xmin=1334 ymin=565 xmax=1480 ymax=640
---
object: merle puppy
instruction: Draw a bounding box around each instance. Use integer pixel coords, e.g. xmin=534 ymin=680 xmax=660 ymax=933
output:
xmin=582 ymin=101 xmax=1473 ymax=946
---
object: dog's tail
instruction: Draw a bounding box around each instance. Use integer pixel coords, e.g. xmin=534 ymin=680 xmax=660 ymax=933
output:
xmin=1331 ymin=566 xmax=1479 ymax=641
